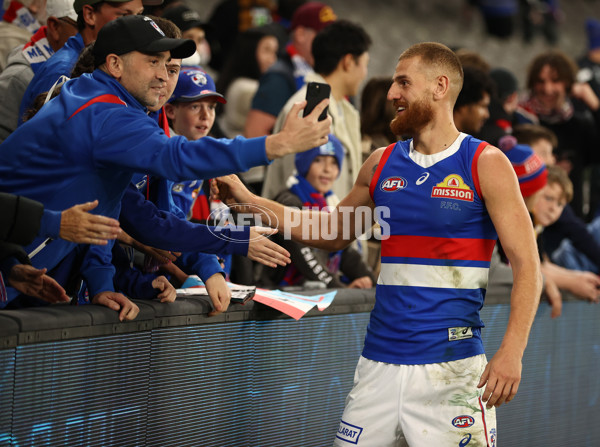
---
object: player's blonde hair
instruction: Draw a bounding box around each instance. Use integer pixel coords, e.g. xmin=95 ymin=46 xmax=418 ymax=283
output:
xmin=399 ymin=42 xmax=464 ymax=103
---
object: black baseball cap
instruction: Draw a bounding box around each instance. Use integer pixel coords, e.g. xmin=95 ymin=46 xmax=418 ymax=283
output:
xmin=162 ymin=5 xmax=204 ymax=32
xmin=93 ymin=15 xmax=196 ymax=67
xmin=73 ymin=0 xmax=163 ymax=14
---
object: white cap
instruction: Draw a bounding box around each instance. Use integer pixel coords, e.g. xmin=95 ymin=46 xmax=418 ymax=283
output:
xmin=46 ymin=0 xmax=77 ymax=21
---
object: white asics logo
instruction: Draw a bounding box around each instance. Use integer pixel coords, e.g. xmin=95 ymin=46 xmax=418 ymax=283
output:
xmin=416 ymin=172 xmax=430 ymax=185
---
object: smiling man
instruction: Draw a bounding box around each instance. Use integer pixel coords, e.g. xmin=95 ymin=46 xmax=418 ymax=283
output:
xmin=0 ymin=14 xmax=330 ymax=318
xmin=517 ymin=49 xmax=600 ymax=219
xmin=18 ymin=0 xmax=155 ymax=122
xmin=213 ymin=42 xmax=542 ymax=446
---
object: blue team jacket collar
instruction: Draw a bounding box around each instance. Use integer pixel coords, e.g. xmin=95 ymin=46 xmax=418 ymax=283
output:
xmin=90 ymin=69 xmax=149 ymax=112
xmin=68 ymin=33 xmax=85 ymax=52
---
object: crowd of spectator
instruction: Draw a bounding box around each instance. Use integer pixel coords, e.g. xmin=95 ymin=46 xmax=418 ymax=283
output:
xmin=0 ymin=0 xmax=599 ymax=321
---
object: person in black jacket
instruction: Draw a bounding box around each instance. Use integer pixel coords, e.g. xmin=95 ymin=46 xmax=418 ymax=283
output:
xmin=260 ymin=135 xmax=374 ymax=289
xmin=0 ymin=193 xmax=120 ymax=303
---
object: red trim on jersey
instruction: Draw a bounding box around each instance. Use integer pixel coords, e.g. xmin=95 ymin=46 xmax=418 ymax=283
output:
xmin=68 ymin=94 xmax=126 ymax=120
xmin=478 ymin=396 xmax=491 ymax=447
xmin=471 ymin=141 xmax=488 ymax=201
xmin=191 ymin=193 xmax=211 ymax=221
xmin=381 ymin=234 xmax=496 ymax=262
xmin=145 ymin=107 xmax=170 ymax=201
xmin=158 ymin=106 xmax=170 ymax=136
xmin=369 ymin=143 xmax=396 ymax=200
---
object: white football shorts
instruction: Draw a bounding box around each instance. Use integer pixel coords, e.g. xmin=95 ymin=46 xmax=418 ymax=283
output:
xmin=333 ymin=354 xmax=497 ymax=447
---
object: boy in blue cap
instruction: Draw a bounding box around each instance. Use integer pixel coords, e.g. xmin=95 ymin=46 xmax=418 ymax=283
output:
xmin=163 ymin=67 xmax=227 ymax=221
xmin=261 ymin=135 xmax=374 ymax=289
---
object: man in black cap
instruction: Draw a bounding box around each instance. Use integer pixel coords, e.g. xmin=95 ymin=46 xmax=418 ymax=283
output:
xmin=19 ymin=0 xmax=158 ymax=120
xmin=0 ymin=15 xmax=330 ymax=320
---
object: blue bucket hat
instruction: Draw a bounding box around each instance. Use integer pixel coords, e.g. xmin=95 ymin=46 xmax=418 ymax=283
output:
xmin=295 ymin=134 xmax=344 ymax=178
xmin=168 ymin=67 xmax=226 ymax=104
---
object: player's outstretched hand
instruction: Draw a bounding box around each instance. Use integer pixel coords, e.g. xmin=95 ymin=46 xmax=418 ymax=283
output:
xmin=92 ymin=291 xmax=139 ymax=321
xmin=205 ymin=272 xmax=231 ymax=316
xmin=477 ymin=348 xmax=522 ymax=408
xmin=60 ymin=200 xmax=121 ymax=245
xmin=8 ymin=264 xmax=70 ymax=303
xmin=211 ymin=175 xmax=254 ymax=209
xmin=247 ymin=227 xmax=290 ymax=268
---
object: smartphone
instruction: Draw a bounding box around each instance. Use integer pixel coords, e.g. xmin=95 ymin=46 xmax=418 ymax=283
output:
xmin=303 ymin=82 xmax=331 ymax=121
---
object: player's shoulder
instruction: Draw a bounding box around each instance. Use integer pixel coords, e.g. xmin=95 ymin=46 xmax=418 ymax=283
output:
xmin=358 ymin=144 xmax=393 ymax=185
xmin=365 ymin=145 xmax=389 ymax=168
xmin=477 ymin=143 xmax=511 ymax=169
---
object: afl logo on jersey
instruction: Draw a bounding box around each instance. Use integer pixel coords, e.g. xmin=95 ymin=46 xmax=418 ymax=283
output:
xmin=431 ymin=174 xmax=474 ymax=202
xmin=380 ymin=176 xmax=407 ymax=192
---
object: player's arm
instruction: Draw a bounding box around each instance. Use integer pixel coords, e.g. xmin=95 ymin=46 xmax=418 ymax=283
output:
xmin=476 ymin=145 xmax=543 ymax=408
xmin=213 ymin=148 xmax=385 ymax=251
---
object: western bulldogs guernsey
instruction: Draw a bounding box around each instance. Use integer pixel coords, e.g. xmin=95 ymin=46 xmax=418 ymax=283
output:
xmin=365 ymin=133 xmax=498 ymax=365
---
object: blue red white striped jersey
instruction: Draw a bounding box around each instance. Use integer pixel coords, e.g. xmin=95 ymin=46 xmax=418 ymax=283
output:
xmin=365 ymin=133 xmax=498 ymax=364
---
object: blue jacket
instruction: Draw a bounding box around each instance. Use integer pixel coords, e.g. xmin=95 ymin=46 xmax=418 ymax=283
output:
xmin=124 ymin=174 xmax=223 ymax=283
xmin=0 ymin=192 xmax=61 ymax=279
xmin=0 ymin=68 xmax=269 ymax=301
xmin=119 ymin=183 xmax=249 ymax=255
xmin=19 ymin=33 xmax=84 ymax=124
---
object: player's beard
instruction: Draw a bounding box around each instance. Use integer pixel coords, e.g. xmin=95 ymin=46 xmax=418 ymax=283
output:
xmin=390 ymin=95 xmax=434 ymax=137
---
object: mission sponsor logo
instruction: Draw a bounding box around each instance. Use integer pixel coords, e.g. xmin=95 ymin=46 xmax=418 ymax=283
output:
xmin=380 ymin=176 xmax=407 ymax=192
xmin=431 ymin=174 xmax=474 ymax=202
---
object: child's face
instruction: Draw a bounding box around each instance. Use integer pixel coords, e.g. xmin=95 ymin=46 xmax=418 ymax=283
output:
xmin=530 ymin=138 xmax=556 ymax=166
xmin=169 ymin=98 xmax=217 ymax=141
xmin=306 ymin=155 xmax=339 ymax=194
xmin=533 ymin=182 xmax=567 ymax=227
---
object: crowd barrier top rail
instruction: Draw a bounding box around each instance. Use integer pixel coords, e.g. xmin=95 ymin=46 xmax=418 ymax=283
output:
xmin=0 ymin=280 xmax=535 ymax=348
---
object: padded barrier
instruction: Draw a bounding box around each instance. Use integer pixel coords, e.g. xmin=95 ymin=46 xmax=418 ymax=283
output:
xmin=0 ymin=288 xmax=598 ymax=446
